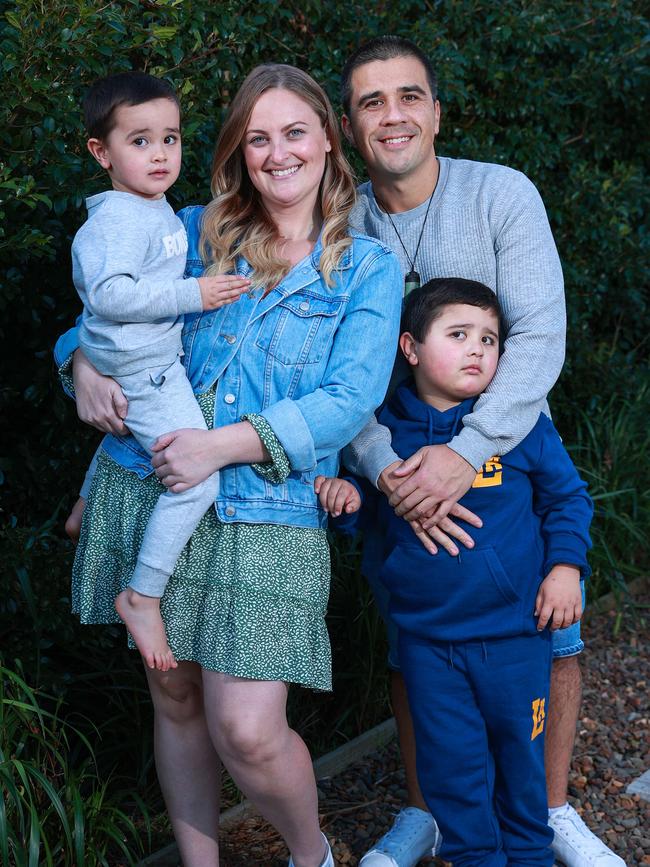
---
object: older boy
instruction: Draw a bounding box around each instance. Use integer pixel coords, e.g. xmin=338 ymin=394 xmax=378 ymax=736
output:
xmin=317 ymin=278 xmax=592 ymax=867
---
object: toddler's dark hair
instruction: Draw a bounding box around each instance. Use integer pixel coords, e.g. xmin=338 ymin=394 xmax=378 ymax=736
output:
xmin=402 ymin=277 xmax=504 ymax=346
xmin=83 ymin=71 xmax=179 ymax=140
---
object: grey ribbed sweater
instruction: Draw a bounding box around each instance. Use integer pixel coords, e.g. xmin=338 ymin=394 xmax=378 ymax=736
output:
xmin=346 ymin=155 xmax=565 ymax=478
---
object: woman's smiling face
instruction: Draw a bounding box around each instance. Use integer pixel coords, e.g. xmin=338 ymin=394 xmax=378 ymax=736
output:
xmin=242 ymin=88 xmax=331 ymax=214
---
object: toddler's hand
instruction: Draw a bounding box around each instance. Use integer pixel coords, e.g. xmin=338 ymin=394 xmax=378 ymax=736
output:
xmin=535 ymin=564 xmax=582 ymax=631
xmin=198 ymin=274 xmax=250 ymax=311
xmin=314 ymin=476 xmax=361 ymax=517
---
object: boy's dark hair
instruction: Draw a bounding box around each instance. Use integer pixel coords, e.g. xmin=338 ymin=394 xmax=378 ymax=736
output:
xmin=83 ymin=71 xmax=179 ymax=140
xmin=402 ymin=277 xmax=504 ymax=346
xmin=341 ymin=36 xmax=438 ymax=116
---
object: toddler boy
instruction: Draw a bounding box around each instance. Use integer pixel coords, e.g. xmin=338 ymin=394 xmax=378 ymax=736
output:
xmin=316 ymin=278 xmax=592 ymax=866
xmin=72 ymin=72 xmax=250 ymax=670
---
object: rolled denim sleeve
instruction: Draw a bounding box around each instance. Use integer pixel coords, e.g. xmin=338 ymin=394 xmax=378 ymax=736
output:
xmin=261 ymin=247 xmax=402 ymax=471
xmin=242 ymin=413 xmax=291 ymax=485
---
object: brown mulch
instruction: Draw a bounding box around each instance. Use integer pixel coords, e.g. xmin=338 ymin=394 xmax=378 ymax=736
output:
xmin=219 ymin=592 xmax=649 ymax=866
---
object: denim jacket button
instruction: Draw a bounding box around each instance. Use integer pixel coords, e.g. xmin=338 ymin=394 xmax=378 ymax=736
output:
xmin=224 ymin=393 xmax=236 ymax=404
xmin=223 ymin=334 xmax=236 ymax=344
xmin=299 ymin=301 xmax=310 ymax=311
xmin=225 ymin=506 xmax=236 ymax=517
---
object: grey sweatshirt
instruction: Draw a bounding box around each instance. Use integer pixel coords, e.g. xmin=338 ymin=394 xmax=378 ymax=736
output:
xmin=72 ymin=190 xmax=203 ymax=375
xmin=346 ymin=156 xmax=565 ymax=479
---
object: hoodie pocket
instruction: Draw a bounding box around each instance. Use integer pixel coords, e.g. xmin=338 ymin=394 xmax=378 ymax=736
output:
xmin=380 ymin=543 xmax=522 ymax=641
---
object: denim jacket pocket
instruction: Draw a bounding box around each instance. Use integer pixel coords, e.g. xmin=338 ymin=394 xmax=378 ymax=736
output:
xmin=255 ymin=294 xmax=343 ymax=366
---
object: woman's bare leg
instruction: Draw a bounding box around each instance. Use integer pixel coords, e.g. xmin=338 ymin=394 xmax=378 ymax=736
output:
xmin=202 ymin=671 xmax=326 ymax=867
xmin=145 ymin=661 xmax=221 ymax=866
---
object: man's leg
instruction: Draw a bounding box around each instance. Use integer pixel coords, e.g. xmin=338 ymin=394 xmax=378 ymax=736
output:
xmin=546 ymin=591 xmax=624 ymax=866
xmin=546 ymin=654 xmax=582 ymax=807
xmin=390 ymin=669 xmax=428 ymax=811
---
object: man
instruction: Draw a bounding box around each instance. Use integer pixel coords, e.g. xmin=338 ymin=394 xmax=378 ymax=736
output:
xmin=341 ymin=36 xmax=623 ymax=867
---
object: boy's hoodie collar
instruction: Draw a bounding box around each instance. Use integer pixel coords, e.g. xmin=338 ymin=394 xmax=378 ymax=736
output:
xmin=388 ymin=379 xmax=477 ymax=440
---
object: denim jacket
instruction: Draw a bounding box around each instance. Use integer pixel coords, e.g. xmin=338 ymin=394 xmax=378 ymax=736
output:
xmin=55 ymin=205 xmax=402 ymax=529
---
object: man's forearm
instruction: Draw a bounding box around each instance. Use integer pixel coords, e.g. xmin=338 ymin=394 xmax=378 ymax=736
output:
xmin=342 ymin=414 xmax=400 ymax=488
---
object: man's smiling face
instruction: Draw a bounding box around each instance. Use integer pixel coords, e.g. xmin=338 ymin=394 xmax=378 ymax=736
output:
xmin=342 ymin=54 xmax=440 ymax=185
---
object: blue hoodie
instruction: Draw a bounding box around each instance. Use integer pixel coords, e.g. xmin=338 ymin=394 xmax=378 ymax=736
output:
xmin=342 ymin=380 xmax=593 ymax=644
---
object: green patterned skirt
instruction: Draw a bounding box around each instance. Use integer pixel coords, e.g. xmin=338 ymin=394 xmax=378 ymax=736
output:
xmin=72 ymin=451 xmax=332 ymax=691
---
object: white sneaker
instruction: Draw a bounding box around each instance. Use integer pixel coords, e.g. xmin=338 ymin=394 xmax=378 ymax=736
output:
xmin=359 ymin=807 xmax=442 ymax=867
xmin=548 ymin=804 xmax=626 ymax=866
xmin=288 ymin=832 xmax=334 ymax=867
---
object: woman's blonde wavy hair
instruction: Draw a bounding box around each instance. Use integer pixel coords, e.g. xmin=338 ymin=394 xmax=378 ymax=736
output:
xmin=200 ymin=64 xmax=356 ymax=291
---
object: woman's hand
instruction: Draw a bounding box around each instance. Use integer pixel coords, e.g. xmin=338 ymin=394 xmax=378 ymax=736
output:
xmin=151 ymin=422 xmax=270 ymax=493
xmin=151 ymin=429 xmax=223 ymax=492
xmin=73 ymin=349 xmax=129 ymax=435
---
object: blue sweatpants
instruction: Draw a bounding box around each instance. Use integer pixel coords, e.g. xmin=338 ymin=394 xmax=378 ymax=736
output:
xmin=399 ymin=631 xmax=554 ymax=867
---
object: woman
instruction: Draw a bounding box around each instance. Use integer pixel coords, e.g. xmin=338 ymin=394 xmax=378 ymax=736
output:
xmin=56 ymin=64 xmax=401 ymax=866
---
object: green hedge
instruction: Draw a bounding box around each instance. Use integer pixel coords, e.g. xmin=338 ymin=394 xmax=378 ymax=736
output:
xmin=1 ymin=0 xmax=648 ymax=524
xmin=3 ymin=0 xmax=649 ymax=671
xmin=0 ymin=4 xmax=648 ymax=857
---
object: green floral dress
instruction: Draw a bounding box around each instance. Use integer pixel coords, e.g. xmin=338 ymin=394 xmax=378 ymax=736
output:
xmin=71 ymin=389 xmax=332 ymax=691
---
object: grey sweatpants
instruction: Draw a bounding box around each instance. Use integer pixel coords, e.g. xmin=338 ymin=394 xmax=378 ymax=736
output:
xmin=81 ymin=355 xmax=218 ymax=598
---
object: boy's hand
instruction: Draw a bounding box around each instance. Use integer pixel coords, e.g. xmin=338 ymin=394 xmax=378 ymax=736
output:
xmin=535 ymin=564 xmax=582 ymax=631
xmin=198 ymin=275 xmax=251 ymax=311
xmin=314 ymin=476 xmax=361 ymax=517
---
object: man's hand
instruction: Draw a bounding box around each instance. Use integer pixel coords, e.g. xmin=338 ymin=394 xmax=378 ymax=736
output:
xmin=535 ymin=564 xmax=582 ymax=631
xmin=378 ymin=458 xmax=481 ymax=556
xmin=198 ymin=274 xmax=250 ymax=311
xmin=314 ymin=476 xmax=361 ymax=516
xmin=389 ymin=445 xmax=477 ymax=527
xmin=73 ymin=349 xmax=129 ymax=435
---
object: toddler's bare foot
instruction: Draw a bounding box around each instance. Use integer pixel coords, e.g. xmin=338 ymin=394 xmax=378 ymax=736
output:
xmin=115 ymin=588 xmax=177 ymax=671
xmin=65 ymin=497 xmax=86 ymax=544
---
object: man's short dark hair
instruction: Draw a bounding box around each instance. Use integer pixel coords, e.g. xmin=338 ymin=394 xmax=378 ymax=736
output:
xmin=402 ymin=277 xmax=504 ymax=346
xmin=341 ymin=36 xmax=437 ymax=115
xmin=83 ymin=71 xmax=179 ymax=140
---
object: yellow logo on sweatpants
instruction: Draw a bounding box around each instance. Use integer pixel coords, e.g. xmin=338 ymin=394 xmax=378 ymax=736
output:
xmin=472 ymin=457 xmax=503 ymax=487
xmin=531 ymin=698 xmax=546 ymax=740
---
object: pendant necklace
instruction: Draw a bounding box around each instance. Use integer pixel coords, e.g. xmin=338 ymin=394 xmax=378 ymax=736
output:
xmin=378 ymin=188 xmax=435 ymax=295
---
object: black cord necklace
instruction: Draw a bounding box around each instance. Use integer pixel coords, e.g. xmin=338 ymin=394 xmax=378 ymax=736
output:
xmin=378 ymin=188 xmax=435 ymax=294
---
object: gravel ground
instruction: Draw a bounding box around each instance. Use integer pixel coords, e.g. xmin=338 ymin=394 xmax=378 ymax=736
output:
xmin=219 ymin=591 xmax=649 ymax=866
